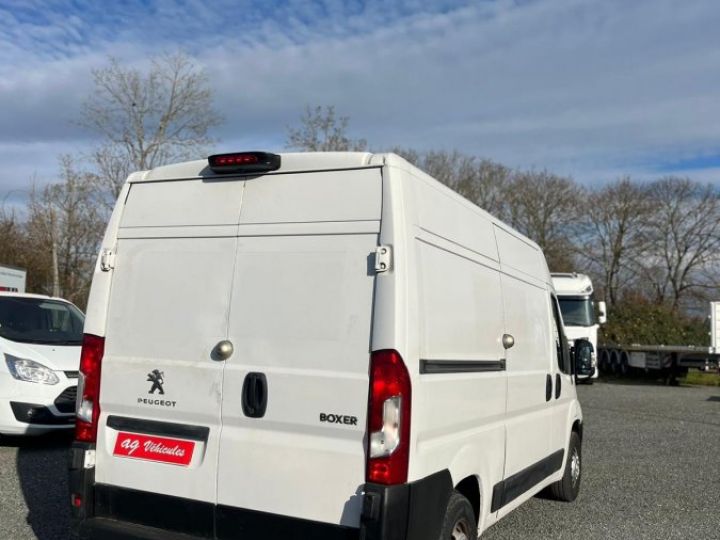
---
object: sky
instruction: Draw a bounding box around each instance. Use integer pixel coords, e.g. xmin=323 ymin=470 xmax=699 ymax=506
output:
xmin=1 ymin=0 xmax=719 ymax=205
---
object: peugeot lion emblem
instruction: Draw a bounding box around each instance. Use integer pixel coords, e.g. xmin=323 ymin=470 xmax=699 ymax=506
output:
xmin=147 ymin=369 xmax=165 ymax=395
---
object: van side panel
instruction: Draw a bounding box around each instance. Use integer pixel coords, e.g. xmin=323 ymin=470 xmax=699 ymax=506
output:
xmin=416 ymin=241 xmax=504 ymax=360
xmin=403 ymin=170 xmax=507 ymax=530
xmin=495 ymin=225 xmax=557 ymax=517
xmin=498 ymin=271 xmax=553 ymax=475
xmin=495 ymin=226 xmax=546 ymax=283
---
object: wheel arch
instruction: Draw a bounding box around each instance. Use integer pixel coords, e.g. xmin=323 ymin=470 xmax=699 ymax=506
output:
xmin=454 ymin=474 xmax=481 ymax=526
xmin=572 ymin=418 xmax=583 ymax=442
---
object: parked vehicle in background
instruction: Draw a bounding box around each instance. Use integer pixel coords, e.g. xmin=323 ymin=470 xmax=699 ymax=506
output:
xmin=551 ymin=273 xmax=606 ymax=381
xmin=599 ymin=301 xmax=720 ymax=382
xmin=0 ymin=264 xmax=27 ymax=293
xmin=69 ymin=151 xmax=594 ymax=540
xmin=597 ymin=343 xmax=718 ymax=382
xmin=0 ymin=292 xmax=83 ymax=435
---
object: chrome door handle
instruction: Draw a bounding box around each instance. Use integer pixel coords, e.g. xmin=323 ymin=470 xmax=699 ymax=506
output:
xmin=212 ymin=340 xmax=234 ymax=361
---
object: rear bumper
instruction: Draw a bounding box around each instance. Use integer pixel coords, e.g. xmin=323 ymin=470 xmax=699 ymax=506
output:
xmin=70 ymin=444 xmax=452 ymax=540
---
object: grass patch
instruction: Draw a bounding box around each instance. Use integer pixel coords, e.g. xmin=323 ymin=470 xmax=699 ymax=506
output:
xmin=682 ymin=371 xmax=720 ymax=387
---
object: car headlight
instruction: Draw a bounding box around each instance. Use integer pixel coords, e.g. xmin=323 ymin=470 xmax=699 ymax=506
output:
xmin=4 ymin=355 xmax=59 ymax=385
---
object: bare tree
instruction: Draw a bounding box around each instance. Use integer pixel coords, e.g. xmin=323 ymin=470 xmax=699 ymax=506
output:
xmin=81 ymin=52 xmax=222 ymax=200
xmin=577 ymin=178 xmax=651 ymax=305
xmin=0 ymin=204 xmax=32 ymax=275
xmin=25 ymin=157 xmax=105 ymax=307
xmin=286 ymin=105 xmax=367 ymax=151
xmin=505 ymin=170 xmax=582 ymax=271
xmin=639 ymin=177 xmax=720 ymax=310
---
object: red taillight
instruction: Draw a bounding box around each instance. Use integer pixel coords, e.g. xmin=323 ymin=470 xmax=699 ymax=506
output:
xmin=366 ymin=350 xmax=411 ymax=485
xmin=216 ymin=154 xmax=258 ymax=165
xmin=75 ymin=334 xmax=105 ymax=443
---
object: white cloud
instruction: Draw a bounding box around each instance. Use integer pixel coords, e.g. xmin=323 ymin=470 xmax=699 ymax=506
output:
xmin=0 ymin=0 xmax=719 ymax=192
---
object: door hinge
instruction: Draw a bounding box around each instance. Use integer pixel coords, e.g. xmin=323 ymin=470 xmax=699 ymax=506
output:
xmin=100 ymin=248 xmax=115 ymax=272
xmin=374 ymin=245 xmax=392 ymax=273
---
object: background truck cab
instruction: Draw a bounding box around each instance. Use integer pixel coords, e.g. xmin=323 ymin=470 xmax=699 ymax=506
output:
xmin=550 ymin=273 xmax=606 ymax=380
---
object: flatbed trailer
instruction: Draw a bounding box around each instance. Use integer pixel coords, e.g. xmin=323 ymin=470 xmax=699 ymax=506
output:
xmin=598 ymin=344 xmax=719 ymax=383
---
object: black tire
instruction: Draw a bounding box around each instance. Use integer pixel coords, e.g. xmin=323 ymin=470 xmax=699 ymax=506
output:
xmin=598 ymin=350 xmax=609 ymax=373
xmin=438 ymin=491 xmax=477 ymax=540
xmin=619 ymin=352 xmax=630 ymax=376
xmin=549 ymin=431 xmax=582 ymax=502
xmin=609 ymin=350 xmax=619 ymax=374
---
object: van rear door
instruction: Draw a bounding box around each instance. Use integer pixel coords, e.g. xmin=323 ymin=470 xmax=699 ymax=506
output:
xmin=215 ymin=168 xmax=381 ymax=532
xmin=94 ymin=179 xmax=243 ymax=507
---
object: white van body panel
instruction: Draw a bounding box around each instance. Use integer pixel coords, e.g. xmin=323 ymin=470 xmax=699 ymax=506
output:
xmin=94 ymin=235 xmax=237 ymax=502
xmin=84 ymin=152 xmax=583 ymax=536
xmin=216 ymin=168 xmax=381 ymax=525
xmin=391 ymin=164 xmax=508 ymax=531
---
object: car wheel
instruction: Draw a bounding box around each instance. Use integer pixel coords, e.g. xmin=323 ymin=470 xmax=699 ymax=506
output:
xmin=549 ymin=431 xmax=582 ymax=502
xmin=438 ymin=491 xmax=477 ymax=540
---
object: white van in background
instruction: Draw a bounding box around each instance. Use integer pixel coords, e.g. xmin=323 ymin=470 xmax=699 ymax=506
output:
xmin=0 ymin=292 xmax=83 ymax=435
xmin=70 ymin=152 xmax=593 ymax=539
xmin=551 ymin=273 xmax=606 ymax=381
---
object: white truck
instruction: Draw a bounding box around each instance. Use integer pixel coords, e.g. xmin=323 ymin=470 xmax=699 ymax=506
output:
xmin=550 ymin=273 xmax=606 ymax=381
xmin=0 ymin=264 xmax=27 ymax=293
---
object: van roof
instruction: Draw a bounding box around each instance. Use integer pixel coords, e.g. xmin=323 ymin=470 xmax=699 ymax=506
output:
xmin=127 ymin=151 xmax=546 ymax=271
xmin=132 ymin=152 xmax=383 ymax=182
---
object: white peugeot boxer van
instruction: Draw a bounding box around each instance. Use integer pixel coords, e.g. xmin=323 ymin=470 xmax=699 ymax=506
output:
xmin=70 ymin=152 xmax=593 ymax=539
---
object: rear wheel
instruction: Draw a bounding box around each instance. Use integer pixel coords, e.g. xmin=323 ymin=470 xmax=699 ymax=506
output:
xmin=549 ymin=431 xmax=582 ymax=502
xmin=439 ymin=491 xmax=477 ymax=540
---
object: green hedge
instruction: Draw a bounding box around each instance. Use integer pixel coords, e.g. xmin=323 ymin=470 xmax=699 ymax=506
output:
xmin=599 ymin=299 xmax=708 ymax=347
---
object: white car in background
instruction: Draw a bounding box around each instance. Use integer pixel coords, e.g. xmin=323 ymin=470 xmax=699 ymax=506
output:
xmin=0 ymin=292 xmax=83 ymax=435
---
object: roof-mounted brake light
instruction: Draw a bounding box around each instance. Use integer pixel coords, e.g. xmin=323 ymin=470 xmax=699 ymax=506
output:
xmin=208 ymin=152 xmax=281 ymax=174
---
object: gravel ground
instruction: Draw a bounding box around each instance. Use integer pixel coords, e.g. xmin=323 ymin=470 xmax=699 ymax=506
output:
xmin=0 ymin=430 xmax=72 ymax=540
xmin=1 ymin=381 xmax=719 ymax=540
xmin=485 ymin=381 xmax=720 ymax=540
